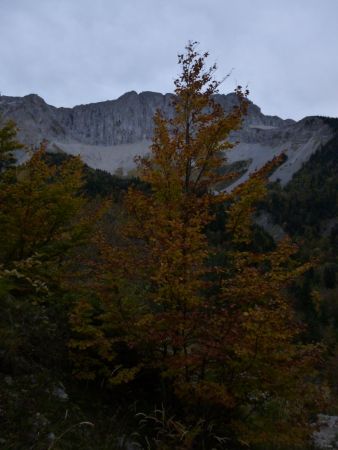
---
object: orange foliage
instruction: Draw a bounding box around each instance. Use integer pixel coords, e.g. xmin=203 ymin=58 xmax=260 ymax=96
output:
xmin=70 ymin=43 xmax=325 ymax=448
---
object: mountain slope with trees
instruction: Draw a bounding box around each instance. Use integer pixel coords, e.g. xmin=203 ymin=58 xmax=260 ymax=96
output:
xmin=0 ymin=44 xmax=337 ymax=449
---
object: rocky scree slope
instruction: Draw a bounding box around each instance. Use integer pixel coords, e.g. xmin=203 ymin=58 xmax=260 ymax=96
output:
xmin=0 ymin=91 xmax=335 ymax=185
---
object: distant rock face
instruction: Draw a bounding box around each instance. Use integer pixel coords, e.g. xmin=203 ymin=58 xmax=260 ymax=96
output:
xmin=0 ymin=91 xmax=335 ymax=183
xmin=0 ymin=91 xmax=175 ymax=146
xmin=56 ymin=91 xmax=175 ymax=146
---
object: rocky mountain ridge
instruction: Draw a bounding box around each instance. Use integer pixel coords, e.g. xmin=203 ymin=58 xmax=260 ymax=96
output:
xmin=0 ymin=91 xmax=335 ymax=185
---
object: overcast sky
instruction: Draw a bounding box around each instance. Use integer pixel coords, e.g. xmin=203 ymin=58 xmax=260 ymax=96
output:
xmin=1 ymin=0 xmax=337 ymax=120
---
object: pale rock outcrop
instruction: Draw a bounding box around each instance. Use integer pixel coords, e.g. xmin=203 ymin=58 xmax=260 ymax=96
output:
xmin=0 ymin=91 xmax=335 ymax=182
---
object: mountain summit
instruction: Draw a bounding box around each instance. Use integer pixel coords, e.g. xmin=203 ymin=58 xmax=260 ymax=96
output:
xmin=0 ymin=91 xmax=334 ymax=185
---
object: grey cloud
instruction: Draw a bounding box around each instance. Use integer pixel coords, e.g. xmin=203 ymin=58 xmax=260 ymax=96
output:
xmin=1 ymin=0 xmax=338 ymax=120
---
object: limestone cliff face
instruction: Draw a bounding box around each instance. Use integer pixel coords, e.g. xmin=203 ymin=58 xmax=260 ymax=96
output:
xmin=0 ymin=91 xmax=174 ymax=146
xmin=0 ymin=91 xmax=291 ymax=146
xmin=0 ymin=91 xmax=335 ymax=184
xmin=55 ymin=91 xmax=175 ymax=145
xmin=0 ymin=94 xmax=67 ymax=144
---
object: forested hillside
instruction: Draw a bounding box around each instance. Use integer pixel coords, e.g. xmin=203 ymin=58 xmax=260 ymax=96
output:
xmin=262 ymin=124 xmax=338 ymax=405
xmin=265 ymin=118 xmax=338 ymax=237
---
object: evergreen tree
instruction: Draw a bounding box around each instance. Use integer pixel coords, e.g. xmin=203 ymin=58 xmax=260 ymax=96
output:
xmin=0 ymin=118 xmax=24 ymax=171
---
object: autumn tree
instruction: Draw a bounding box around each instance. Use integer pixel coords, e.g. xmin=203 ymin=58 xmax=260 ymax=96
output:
xmin=0 ymin=146 xmax=88 ymax=265
xmin=71 ymin=43 xmax=324 ymax=448
xmin=0 ymin=137 xmax=94 ymax=395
